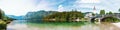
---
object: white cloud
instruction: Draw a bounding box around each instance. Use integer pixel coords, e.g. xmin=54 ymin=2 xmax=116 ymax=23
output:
xmin=57 ymin=5 xmax=65 ymax=12
xmin=76 ymin=0 xmax=100 ymax=3
xmin=98 ymin=0 xmax=120 ymax=13
xmin=34 ymin=0 xmax=65 ymax=11
xmin=34 ymin=0 xmax=54 ymax=11
xmin=74 ymin=0 xmax=120 ymax=13
xmin=0 ymin=0 xmax=120 ymax=16
xmin=0 ymin=0 xmax=65 ymax=16
xmin=0 ymin=0 xmax=35 ymax=16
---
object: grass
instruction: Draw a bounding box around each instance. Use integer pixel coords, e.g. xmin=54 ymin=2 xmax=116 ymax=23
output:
xmin=27 ymin=21 xmax=91 ymax=27
xmin=0 ymin=20 xmax=7 ymax=30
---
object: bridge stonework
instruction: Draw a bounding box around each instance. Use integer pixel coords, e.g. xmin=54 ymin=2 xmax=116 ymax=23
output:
xmin=90 ymin=14 xmax=120 ymax=24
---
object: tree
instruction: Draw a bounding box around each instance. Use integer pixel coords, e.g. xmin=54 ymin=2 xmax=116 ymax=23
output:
xmin=106 ymin=11 xmax=113 ymax=15
xmin=118 ymin=8 xmax=120 ymax=12
xmin=0 ymin=9 xmax=2 ymax=19
xmin=0 ymin=9 xmax=5 ymax=19
xmin=43 ymin=11 xmax=84 ymax=22
xmin=100 ymin=10 xmax=105 ymax=15
xmin=108 ymin=11 xmax=113 ymax=14
xmin=0 ymin=9 xmax=14 ymax=30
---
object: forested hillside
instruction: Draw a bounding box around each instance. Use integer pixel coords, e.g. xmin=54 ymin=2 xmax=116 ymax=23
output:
xmin=25 ymin=10 xmax=57 ymax=20
xmin=43 ymin=11 xmax=84 ymax=22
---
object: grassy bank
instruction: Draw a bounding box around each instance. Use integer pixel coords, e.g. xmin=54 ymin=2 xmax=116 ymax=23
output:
xmin=0 ymin=20 xmax=6 ymax=30
xmin=0 ymin=20 xmax=13 ymax=30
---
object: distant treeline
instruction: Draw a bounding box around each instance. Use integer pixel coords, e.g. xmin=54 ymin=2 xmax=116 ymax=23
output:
xmin=25 ymin=10 xmax=120 ymax=23
xmin=43 ymin=11 xmax=84 ymax=22
xmin=24 ymin=10 xmax=86 ymax=22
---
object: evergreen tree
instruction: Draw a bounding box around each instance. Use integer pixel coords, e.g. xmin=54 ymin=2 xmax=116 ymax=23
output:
xmin=43 ymin=11 xmax=84 ymax=22
xmin=0 ymin=9 xmax=4 ymax=19
xmin=108 ymin=11 xmax=113 ymax=14
xmin=0 ymin=9 xmax=2 ymax=19
xmin=118 ymin=8 xmax=120 ymax=12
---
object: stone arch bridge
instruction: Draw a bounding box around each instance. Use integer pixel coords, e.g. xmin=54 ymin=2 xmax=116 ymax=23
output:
xmin=90 ymin=14 xmax=120 ymax=23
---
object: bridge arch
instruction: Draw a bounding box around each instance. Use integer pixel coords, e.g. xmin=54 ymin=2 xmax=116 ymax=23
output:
xmin=90 ymin=16 xmax=120 ymax=23
xmin=101 ymin=16 xmax=120 ymax=22
xmin=90 ymin=17 xmax=97 ymax=23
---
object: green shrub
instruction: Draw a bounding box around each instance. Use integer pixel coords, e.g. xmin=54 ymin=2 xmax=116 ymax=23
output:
xmin=0 ymin=20 xmax=6 ymax=30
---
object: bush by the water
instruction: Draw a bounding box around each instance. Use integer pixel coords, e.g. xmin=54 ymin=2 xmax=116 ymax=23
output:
xmin=0 ymin=20 xmax=6 ymax=30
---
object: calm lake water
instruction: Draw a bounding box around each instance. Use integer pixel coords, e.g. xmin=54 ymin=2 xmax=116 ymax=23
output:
xmin=7 ymin=20 xmax=120 ymax=30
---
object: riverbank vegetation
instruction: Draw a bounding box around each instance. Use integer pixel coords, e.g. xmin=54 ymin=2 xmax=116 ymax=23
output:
xmin=24 ymin=9 xmax=120 ymax=28
xmin=43 ymin=11 xmax=84 ymax=22
xmin=0 ymin=9 xmax=14 ymax=30
xmin=27 ymin=10 xmax=120 ymax=23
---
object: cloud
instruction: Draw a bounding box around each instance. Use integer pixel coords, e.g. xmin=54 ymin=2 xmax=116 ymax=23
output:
xmin=76 ymin=0 xmax=100 ymax=3
xmin=97 ymin=0 xmax=120 ymax=12
xmin=73 ymin=0 xmax=120 ymax=13
xmin=0 ymin=0 xmax=120 ymax=16
xmin=0 ymin=0 xmax=65 ymax=16
xmin=0 ymin=0 xmax=36 ymax=16
xmin=34 ymin=0 xmax=65 ymax=11
xmin=57 ymin=5 xmax=65 ymax=12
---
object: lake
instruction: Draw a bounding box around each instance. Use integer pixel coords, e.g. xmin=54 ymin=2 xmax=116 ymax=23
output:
xmin=7 ymin=20 xmax=120 ymax=30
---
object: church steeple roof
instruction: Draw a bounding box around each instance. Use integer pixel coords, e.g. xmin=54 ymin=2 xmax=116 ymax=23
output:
xmin=93 ymin=6 xmax=96 ymax=10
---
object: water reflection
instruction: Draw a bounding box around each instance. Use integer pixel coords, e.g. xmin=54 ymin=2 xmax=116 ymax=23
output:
xmin=7 ymin=20 xmax=120 ymax=30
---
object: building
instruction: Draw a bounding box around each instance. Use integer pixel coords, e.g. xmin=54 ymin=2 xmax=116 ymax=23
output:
xmin=93 ymin=6 xmax=96 ymax=13
xmin=84 ymin=6 xmax=96 ymax=19
xmin=84 ymin=12 xmax=93 ymax=18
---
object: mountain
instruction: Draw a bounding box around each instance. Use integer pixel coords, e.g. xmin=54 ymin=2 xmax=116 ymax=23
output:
xmin=24 ymin=10 xmax=57 ymax=20
xmin=7 ymin=10 xmax=57 ymax=20
xmin=7 ymin=15 xmax=24 ymax=20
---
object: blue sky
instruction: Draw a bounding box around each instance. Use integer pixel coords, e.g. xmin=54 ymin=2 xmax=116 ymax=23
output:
xmin=0 ymin=0 xmax=120 ymax=16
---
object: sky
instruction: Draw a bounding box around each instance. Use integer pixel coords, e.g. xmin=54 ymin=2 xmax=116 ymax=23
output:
xmin=0 ymin=0 xmax=120 ymax=16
